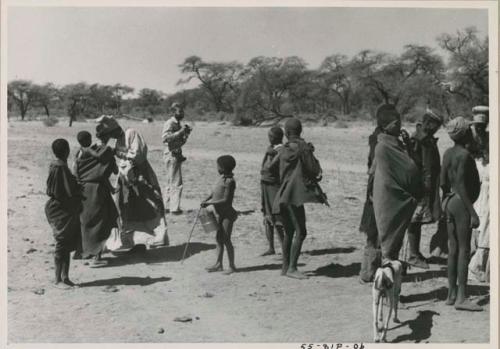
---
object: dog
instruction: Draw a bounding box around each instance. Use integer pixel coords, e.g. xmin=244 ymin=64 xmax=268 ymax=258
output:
xmin=372 ymin=260 xmax=403 ymax=343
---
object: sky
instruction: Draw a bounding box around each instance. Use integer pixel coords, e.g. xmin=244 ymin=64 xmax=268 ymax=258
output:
xmin=8 ymin=6 xmax=488 ymax=94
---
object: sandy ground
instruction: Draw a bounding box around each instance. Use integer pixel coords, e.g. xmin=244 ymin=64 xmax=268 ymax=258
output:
xmin=7 ymin=120 xmax=490 ymax=343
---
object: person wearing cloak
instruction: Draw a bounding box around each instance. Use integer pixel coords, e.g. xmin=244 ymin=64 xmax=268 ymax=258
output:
xmin=372 ymin=104 xmax=422 ymax=265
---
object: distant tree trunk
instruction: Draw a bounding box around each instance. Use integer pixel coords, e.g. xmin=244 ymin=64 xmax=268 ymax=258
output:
xmin=69 ymin=114 xmax=74 ymax=127
xmin=44 ymin=105 xmax=50 ymax=118
xmin=20 ymin=105 xmax=27 ymax=121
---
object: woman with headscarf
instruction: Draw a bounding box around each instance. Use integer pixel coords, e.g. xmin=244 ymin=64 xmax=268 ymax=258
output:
xmin=74 ymin=131 xmax=119 ymax=266
xmin=95 ymin=115 xmax=169 ymax=251
xmin=372 ymin=104 xmax=422 ymax=265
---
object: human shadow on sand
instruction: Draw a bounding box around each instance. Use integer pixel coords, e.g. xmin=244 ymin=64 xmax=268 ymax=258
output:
xmin=309 ymin=262 xmax=361 ymax=278
xmin=400 ymin=285 xmax=490 ymax=304
xmin=303 ymin=246 xmax=356 ymax=256
xmin=426 ymin=256 xmax=447 ymax=265
xmin=403 ymin=268 xmax=447 ymax=283
xmin=79 ymin=276 xmax=171 ymax=287
xmin=237 ymin=209 xmax=256 ymax=216
xmin=237 ymin=263 xmax=305 ymax=273
xmin=103 ymin=242 xmax=215 ymax=267
xmin=392 ymin=310 xmax=440 ymax=343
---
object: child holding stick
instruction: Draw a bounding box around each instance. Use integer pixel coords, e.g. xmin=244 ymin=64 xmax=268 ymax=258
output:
xmin=201 ymin=155 xmax=238 ymax=274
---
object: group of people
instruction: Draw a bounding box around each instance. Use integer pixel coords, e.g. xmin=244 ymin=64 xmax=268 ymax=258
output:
xmin=358 ymin=104 xmax=489 ymax=312
xmin=44 ymin=102 xmax=490 ymax=308
xmin=45 ymin=114 xmax=170 ymax=286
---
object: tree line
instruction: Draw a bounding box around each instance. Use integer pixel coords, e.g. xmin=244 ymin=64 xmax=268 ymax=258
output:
xmin=8 ymin=27 xmax=488 ymax=126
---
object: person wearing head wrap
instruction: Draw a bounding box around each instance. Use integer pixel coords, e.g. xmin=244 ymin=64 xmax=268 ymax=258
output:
xmin=440 ymin=116 xmax=482 ymax=311
xmin=270 ymin=118 xmax=325 ymax=280
xmin=259 ymin=126 xmax=285 ymax=256
xmin=201 ymin=155 xmax=238 ymax=274
xmin=95 ymin=115 xmax=169 ymax=251
xmin=406 ymin=108 xmax=444 ymax=268
xmin=45 ymin=138 xmax=81 ymax=287
xmin=161 ymin=102 xmax=192 ymax=214
xmin=469 ymin=106 xmax=490 ymax=283
xmin=372 ymin=104 xmax=422 ymax=266
xmin=470 ymin=106 xmax=489 ymax=157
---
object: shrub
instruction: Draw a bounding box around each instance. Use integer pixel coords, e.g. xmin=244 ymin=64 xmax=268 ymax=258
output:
xmin=333 ymin=120 xmax=349 ymax=129
xmin=43 ymin=116 xmax=59 ymax=127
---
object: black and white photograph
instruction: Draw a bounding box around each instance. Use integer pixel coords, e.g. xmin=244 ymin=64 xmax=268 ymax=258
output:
xmin=1 ymin=0 xmax=498 ymax=346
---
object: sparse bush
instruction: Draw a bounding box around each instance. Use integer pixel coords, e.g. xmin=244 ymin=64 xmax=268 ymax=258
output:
xmin=334 ymin=120 xmax=349 ymax=129
xmin=43 ymin=116 xmax=59 ymax=127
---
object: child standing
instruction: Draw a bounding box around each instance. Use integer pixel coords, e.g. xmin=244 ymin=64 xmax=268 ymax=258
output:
xmin=201 ymin=155 xmax=238 ymax=274
xmin=441 ymin=117 xmax=482 ymax=311
xmin=260 ymin=126 xmax=285 ymax=256
xmin=45 ymin=139 xmax=82 ymax=287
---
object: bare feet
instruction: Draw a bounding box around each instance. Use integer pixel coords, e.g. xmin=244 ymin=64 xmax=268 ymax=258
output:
xmin=223 ymin=267 xmax=237 ymax=275
xmin=446 ymin=287 xmax=457 ymax=305
xmin=206 ymin=265 xmax=223 ymax=273
xmin=455 ymin=300 xmax=483 ymax=312
xmin=286 ymin=270 xmax=309 ymax=280
xmin=260 ymin=249 xmax=275 ymax=256
xmin=62 ymin=279 xmax=76 ymax=287
xmin=54 ymin=280 xmax=75 ymax=289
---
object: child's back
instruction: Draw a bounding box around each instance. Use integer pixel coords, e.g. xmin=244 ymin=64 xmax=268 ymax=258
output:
xmin=442 ymin=145 xmax=480 ymax=204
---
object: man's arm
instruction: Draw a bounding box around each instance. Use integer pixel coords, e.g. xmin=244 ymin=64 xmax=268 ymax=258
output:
xmin=162 ymin=119 xmax=186 ymax=144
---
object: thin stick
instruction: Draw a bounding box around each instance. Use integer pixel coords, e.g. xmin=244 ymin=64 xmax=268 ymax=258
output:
xmin=181 ymin=208 xmax=201 ymax=264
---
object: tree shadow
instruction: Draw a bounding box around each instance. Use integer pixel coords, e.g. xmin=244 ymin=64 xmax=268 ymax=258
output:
xmin=309 ymin=262 xmax=361 ymax=278
xmin=237 ymin=263 xmax=305 ymax=273
xmin=426 ymin=256 xmax=447 ymax=265
xmin=392 ymin=310 xmax=440 ymax=343
xmin=103 ymin=242 xmax=215 ymax=267
xmin=237 ymin=209 xmax=256 ymax=216
xmin=403 ymin=268 xmax=447 ymax=283
xmin=79 ymin=276 xmax=171 ymax=287
xmin=400 ymin=285 xmax=490 ymax=304
xmin=303 ymin=246 xmax=356 ymax=256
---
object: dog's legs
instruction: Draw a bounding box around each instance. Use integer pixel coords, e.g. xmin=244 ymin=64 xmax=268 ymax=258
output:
xmin=382 ymin=293 xmax=393 ymax=343
xmin=373 ymin=291 xmax=381 ymax=342
xmin=378 ymin=294 xmax=385 ymax=341
xmin=393 ymin=286 xmax=401 ymax=323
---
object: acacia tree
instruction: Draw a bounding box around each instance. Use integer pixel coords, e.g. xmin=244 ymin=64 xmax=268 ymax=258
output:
xmin=318 ymin=54 xmax=353 ymax=114
xmin=61 ymin=82 xmax=90 ymax=126
xmin=178 ymin=56 xmax=244 ymax=113
xmin=32 ymin=83 xmax=60 ymax=118
xmin=239 ymin=56 xmax=308 ymax=119
xmin=437 ymin=26 xmax=488 ymax=112
xmin=350 ymin=46 xmax=444 ymax=116
xmin=8 ymin=80 xmax=36 ymax=120
xmin=110 ymin=84 xmax=134 ymax=114
xmin=137 ymin=88 xmax=164 ymax=116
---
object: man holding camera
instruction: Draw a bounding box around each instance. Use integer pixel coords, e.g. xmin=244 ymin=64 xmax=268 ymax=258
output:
xmin=162 ymin=102 xmax=192 ymax=214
